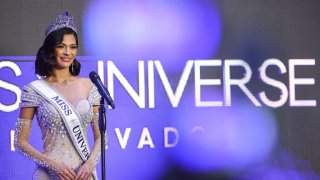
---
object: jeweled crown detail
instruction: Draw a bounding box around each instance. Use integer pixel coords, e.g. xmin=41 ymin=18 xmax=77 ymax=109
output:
xmin=45 ymin=12 xmax=77 ymax=37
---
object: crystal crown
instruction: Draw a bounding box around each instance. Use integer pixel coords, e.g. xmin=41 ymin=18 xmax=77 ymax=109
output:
xmin=45 ymin=12 xmax=77 ymax=37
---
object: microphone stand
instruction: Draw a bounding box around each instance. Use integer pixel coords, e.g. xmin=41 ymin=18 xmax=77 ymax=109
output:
xmin=99 ymin=98 xmax=107 ymax=180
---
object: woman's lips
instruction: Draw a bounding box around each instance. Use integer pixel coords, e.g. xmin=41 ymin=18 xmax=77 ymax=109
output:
xmin=60 ymin=57 xmax=71 ymax=62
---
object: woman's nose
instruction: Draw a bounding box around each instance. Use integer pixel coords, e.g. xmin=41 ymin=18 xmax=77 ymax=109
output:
xmin=63 ymin=47 xmax=70 ymax=55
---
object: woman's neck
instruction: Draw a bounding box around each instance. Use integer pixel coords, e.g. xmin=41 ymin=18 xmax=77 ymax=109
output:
xmin=46 ymin=68 xmax=75 ymax=84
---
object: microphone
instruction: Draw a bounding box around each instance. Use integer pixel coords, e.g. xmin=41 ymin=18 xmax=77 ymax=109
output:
xmin=89 ymin=71 xmax=115 ymax=109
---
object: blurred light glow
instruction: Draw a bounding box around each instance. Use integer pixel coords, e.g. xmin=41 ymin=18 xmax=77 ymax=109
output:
xmin=83 ymin=0 xmax=221 ymax=69
xmin=169 ymin=94 xmax=278 ymax=173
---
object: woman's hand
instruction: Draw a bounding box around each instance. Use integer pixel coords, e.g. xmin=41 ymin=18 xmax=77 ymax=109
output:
xmin=52 ymin=161 xmax=76 ymax=180
xmin=75 ymin=162 xmax=94 ymax=180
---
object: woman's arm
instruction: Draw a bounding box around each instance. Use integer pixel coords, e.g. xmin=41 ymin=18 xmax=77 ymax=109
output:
xmin=15 ymin=107 xmax=76 ymax=179
xmin=76 ymin=105 xmax=102 ymax=180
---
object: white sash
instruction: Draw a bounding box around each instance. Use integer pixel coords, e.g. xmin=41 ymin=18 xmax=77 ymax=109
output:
xmin=30 ymin=80 xmax=98 ymax=180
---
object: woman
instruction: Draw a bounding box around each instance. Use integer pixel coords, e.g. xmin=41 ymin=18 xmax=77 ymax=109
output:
xmin=14 ymin=12 xmax=101 ymax=180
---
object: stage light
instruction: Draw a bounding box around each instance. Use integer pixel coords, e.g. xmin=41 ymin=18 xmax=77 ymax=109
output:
xmin=83 ymin=0 xmax=221 ymax=71
xmin=168 ymin=89 xmax=278 ymax=174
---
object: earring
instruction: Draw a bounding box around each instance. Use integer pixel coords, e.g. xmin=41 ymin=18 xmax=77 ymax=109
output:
xmin=71 ymin=62 xmax=74 ymax=74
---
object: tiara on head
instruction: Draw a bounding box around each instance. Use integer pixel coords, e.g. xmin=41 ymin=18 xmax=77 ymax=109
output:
xmin=45 ymin=12 xmax=77 ymax=37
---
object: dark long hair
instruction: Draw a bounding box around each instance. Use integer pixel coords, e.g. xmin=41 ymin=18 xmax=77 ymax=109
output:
xmin=35 ymin=27 xmax=81 ymax=76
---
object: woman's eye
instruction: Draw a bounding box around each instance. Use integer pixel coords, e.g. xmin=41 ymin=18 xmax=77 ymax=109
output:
xmin=71 ymin=46 xmax=78 ymax=49
xmin=56 ymin=45 xmax=64 ymax=48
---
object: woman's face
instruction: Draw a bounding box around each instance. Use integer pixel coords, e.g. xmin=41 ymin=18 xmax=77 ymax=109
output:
xmin=54 ymin=34 xmax=78 ymax=70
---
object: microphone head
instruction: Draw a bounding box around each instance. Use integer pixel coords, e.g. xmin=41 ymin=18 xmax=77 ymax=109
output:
xmin=89 ymin=71 xmax=100 ymax=82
